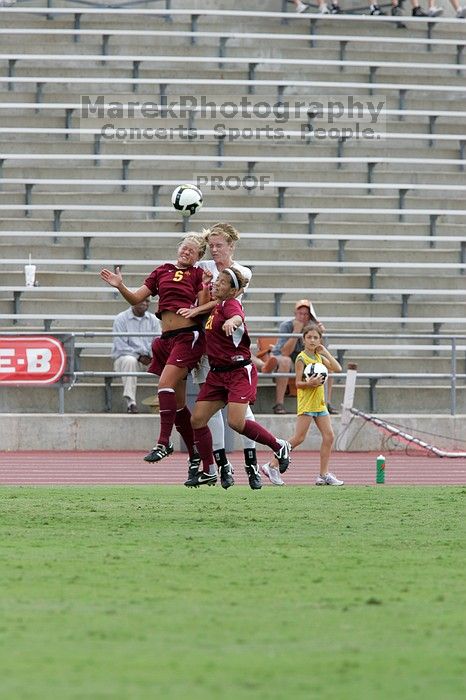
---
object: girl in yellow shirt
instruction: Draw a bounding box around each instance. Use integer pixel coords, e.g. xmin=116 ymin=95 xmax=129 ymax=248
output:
xmin=262 ymin=323 xmax=344 ymax=486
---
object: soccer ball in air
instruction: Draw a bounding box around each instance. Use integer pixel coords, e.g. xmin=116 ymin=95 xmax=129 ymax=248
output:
xmin=303 ymin=361 xmax=328 ymax=383
xmin=171 ymin=184 xmax=203 ymax=217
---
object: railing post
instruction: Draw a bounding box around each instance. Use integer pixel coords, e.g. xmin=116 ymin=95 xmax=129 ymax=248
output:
xmin=219 ymin=37 xmax=228 ymax=69
xmin=164 ymin=0 xmax=172 ymax=23
xmin=58 ymin=382 xmax=65 ymax=414
xmin=369 ymin=377 xmax=378 ymax=413
xmin=93 ymin=134 xmax=101 ymax=166
xmin=368 ymin=66 xmax=377 ymax=95
xmin=428 ymin=114 xmax=437 ymax=148
xmin=35 ymin=82 xmax=44 ymax=107
xmin=121 ymin=159 xmax=130 ymax=188
xmin=339 ymin=40 xmax=348 ymax=64
xmin=8 ymin=59 xmax=17 ymax=91
xmin=53 ymin=209 xmax=62 ymax=235
xmin=73 ymin=12 xmax=81 ymax=39
xmin=104 ymin=377 xmax=113 ymax=412
xmin=277 ymin=186 xmax=286 ymax=219
xmin=132 ymin=61 xmax=141 ymax=93
xmin=216 ymin=133 xmax=225 ymax=167
xmin=450 ymin=336 xmax=457 ymax=416
xmin=281 ymin=0 xmax=289 ymax=23
xmin=25 ymin=183 xmax=33 ymax=218
xmin=426 ymin=19 xmax=434 ymax=42
xmin=273 ymin=292 xmax=283 ymax=317
xmin=277 ymin=85 xmax=286 ymax=105
xmin=398 ymin=188 xmax=407 ymax=222
xmin=337 ymin=136 xmax=346 ymax=162
xmin=65 ymin=108 xmax=73 ymax=139
xmin=46 ymin=0 xmax=54 ymax=22
xmin=456 ymin=44 xmax=464 ymax=76
xmin=151 ymin=185 xmax=160 ymax=220
xmin=83 ymin=236 xmax=91 ymax=270
xmin=433 ymin=322 xmax=441 ymax=356
xmin=160 ymin=83 xmax=168 ymax=118
xmin=307 ymin=212 xmax=317 ymax=243
xmin=190 ymin=14 xmax=199 ymax=42
xmin=337 ymin=239 xmax=347 ymax=263
xmin=429 ymin=214 xmax=438 ymax=244
xmin=309 ymin=18 xmax=317 ymax=47
xmin=248 ymin=63 xmax=257 ymax=94
xmin=367 ymin=161 xmax=376 ymax=194
xmin=101 ymin=34 xmax=110 ymax=61
xmin=398 ymin=88 xmax=407 ymax=113
xmin=13 ymin=291 xmax=22 ymax=316
xmin=401 ymin=293 xmax=410 ymax=319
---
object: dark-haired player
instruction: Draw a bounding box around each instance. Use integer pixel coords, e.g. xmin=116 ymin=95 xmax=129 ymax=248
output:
xmin=187 ymin=267 xmax=291 ymax=488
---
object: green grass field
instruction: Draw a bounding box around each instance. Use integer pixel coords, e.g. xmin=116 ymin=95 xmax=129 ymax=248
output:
xmin=0 ymin=486 xmax=464 ymax=700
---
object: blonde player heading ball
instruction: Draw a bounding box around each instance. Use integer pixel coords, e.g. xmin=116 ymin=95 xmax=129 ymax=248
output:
xmin=177 ymin=222 xmax=263 ymax=490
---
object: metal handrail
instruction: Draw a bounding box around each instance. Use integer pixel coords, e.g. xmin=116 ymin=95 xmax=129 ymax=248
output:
xmin=1 ymin=330 xmax=465 ymax=414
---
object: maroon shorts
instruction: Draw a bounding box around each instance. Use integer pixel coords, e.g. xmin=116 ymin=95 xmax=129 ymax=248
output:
xmin=148 ymin=327 xmax=206 ymax=376
xmin=197 ymin=363 xmax=257 ymax=405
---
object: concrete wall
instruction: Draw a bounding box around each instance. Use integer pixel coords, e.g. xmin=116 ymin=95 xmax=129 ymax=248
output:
xmin=1 ymin=413 xmax=465 ymax=453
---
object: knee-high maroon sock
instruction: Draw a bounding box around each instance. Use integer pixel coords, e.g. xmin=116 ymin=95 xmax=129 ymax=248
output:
xmin=193 ymin=426 xmax=215 ymax=473
xmin=175 ymin=405 xmax=197 ymax=458
xmin=157 ymin=389 xmax=177 ymax=446
xmin=240 ymin=419 xmax=280 ymax=452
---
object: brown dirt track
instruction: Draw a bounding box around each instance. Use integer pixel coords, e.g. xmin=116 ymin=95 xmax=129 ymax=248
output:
xmin=0 ymin=450 xmax=465 ymax=486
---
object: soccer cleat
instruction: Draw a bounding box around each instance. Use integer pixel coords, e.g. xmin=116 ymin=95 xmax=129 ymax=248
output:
xmin=330 ymin=2 xmax=342 ymax=13
xmin=184 ymin=471 xmax=217 ymax=488
xmin=220 ymin=462 xmax=235 ymax=490
xmin=318 ymin=3 xmax=330 ymax=13
xmin=428 ymin=7 xmax=443 ymax=16
xmin=274 ymin=439 xmax=291 ymax=474
xmin=245 ymin=464 xmax=262 ymax=490
xmin=295 ymin=1 xmax=308 ymax=12
xmin=316 ymin=472 xmax=344 ymax=486
xmin=412 ymin=6 xmax=427 ymax=16
xmin=456 ymin=7 xmax=465 ymax=18
xmin=186 ymin=454 xmax=201 ymax=481
xmin=261 ymin=463 xmax=285 ymax=486
xmin=143 ymin=442 xmax=174 ymax=463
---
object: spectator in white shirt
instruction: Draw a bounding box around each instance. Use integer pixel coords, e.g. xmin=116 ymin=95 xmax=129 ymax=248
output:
xmin=111 ymin=299 xmax=161 ymax=413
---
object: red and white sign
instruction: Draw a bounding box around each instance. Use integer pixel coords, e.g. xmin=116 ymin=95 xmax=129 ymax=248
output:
xmin=0 ymin=336 xmax=67 ymax=385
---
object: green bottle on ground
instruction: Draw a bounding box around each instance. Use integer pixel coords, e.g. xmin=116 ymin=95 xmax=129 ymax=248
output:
xmin=376 ymin=454 xmax=385 ymax=484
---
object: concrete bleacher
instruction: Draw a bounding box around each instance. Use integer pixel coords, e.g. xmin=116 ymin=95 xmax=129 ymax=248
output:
xmin=0 ymin=2 xmax=465 ymax=419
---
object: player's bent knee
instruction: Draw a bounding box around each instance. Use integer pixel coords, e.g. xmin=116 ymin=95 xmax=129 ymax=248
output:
xmin=190 ymin=413 xmax=206 ymax=430
xmin=228 ymin=419 xmax=245 ymax=433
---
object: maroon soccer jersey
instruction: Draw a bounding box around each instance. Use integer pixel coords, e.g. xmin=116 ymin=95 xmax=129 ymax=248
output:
xmin=144 ymin=263 xmax=204 ymax=317
xmin=205 ymin=298 xmax=251 ymax=367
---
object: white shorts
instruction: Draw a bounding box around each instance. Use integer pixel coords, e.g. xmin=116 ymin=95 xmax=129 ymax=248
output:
xmin=192 ymin=353 xmax=210 ymax=384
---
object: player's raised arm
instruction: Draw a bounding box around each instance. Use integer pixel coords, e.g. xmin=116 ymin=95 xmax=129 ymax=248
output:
xmin=100 ymin=267 xmax=151 ymax=306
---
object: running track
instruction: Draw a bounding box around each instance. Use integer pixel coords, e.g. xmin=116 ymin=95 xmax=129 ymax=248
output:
xmin=0 ymin=451 xmax=465 ymax=485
